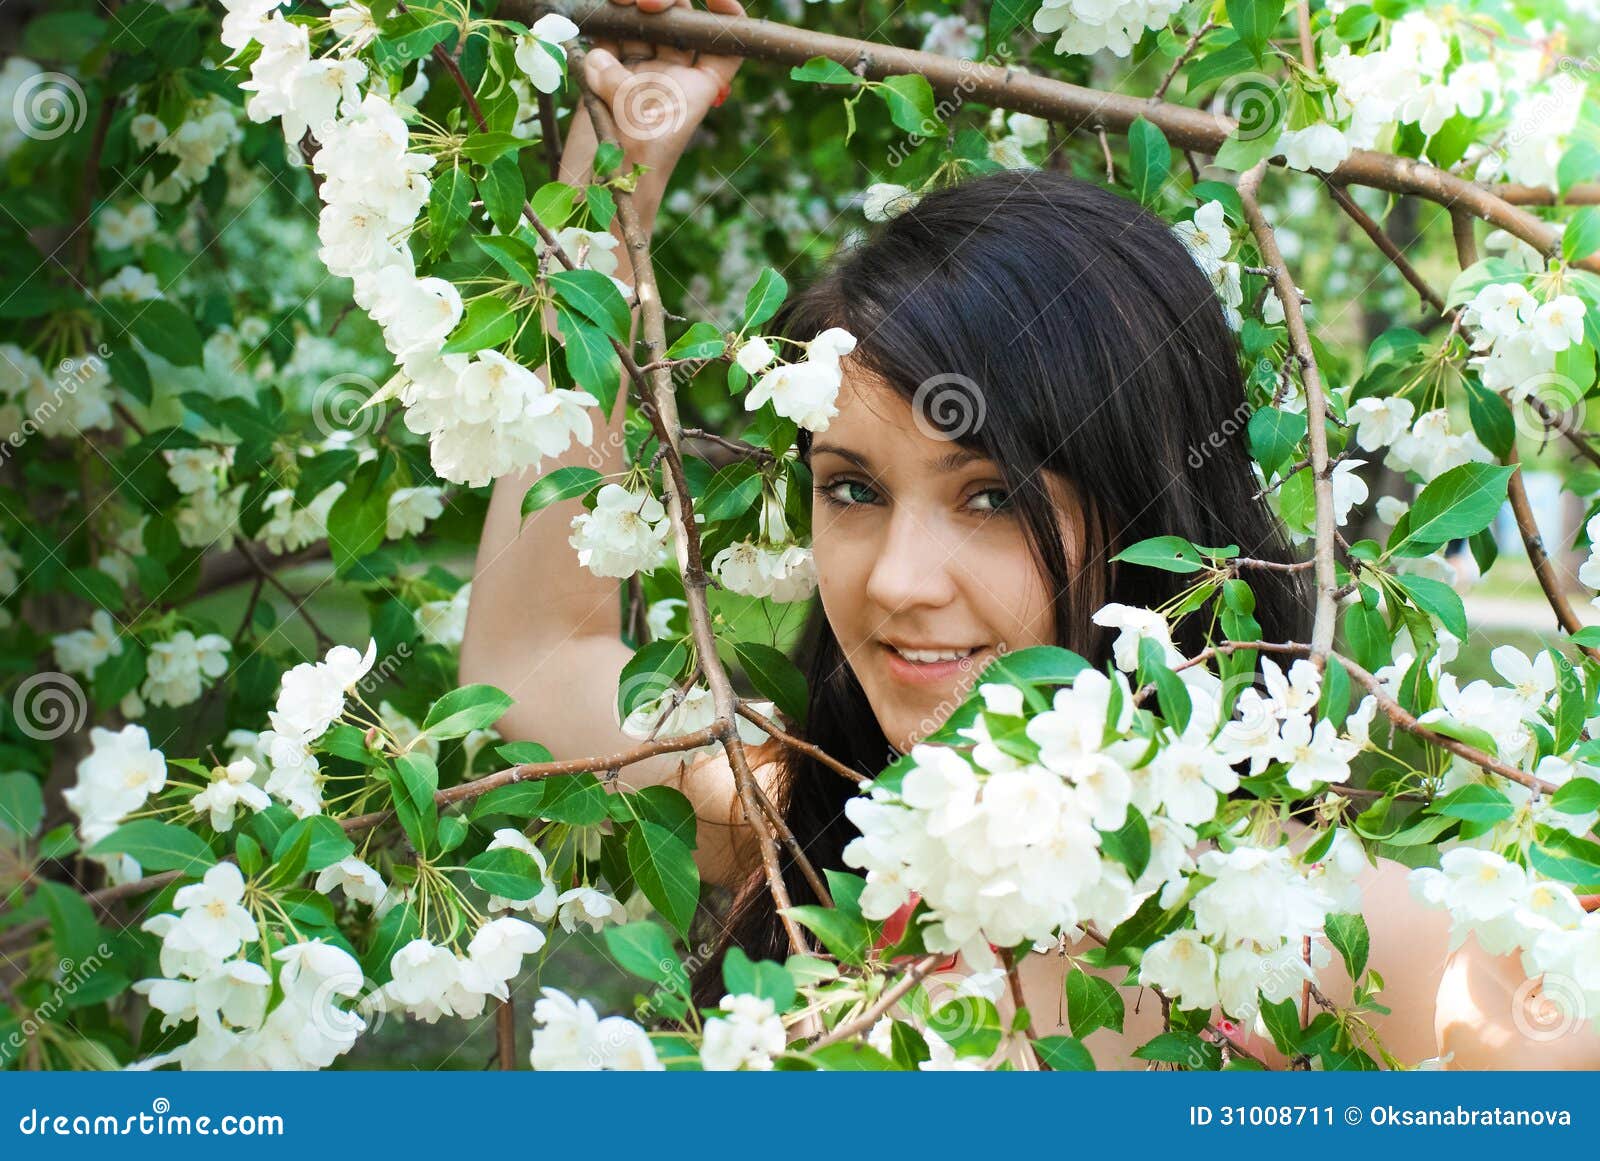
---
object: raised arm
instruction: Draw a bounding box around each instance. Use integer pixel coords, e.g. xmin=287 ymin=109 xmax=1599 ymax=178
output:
xmin=459 ymin=0 xmax=766 ymax=884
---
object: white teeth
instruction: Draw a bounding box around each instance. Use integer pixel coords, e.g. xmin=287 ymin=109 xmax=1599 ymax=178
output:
xmin=892 ymin=646 xmax=976 ymax=664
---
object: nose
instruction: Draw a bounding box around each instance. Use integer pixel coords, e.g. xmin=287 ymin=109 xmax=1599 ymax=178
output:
xmin=863 ymin=502 xmax=961 ymax=614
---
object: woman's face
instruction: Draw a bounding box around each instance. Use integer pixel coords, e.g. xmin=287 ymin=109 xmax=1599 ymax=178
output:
xmin=809 ymin=366 xmax=1079 ymax=754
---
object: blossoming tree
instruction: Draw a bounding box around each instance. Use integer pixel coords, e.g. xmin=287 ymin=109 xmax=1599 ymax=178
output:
xmin=2 ymin=0 xmax=1599 ymax=1070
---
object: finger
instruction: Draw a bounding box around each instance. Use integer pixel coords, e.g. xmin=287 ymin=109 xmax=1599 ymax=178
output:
xmin=695 ymin=0 xmax=746 ymax=87
xmin=583 ymin=46 xmax=629 ymax=106
xmin=607 ymin=0 xmax=653 ymax=63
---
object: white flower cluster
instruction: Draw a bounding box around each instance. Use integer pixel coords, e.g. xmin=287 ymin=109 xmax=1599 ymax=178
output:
xmin=862 ymin=182 xmax=920 ymax=223
xmin=248 ymin=638 xmax=378 ymax=817
xmin=222 ymin=6 xmax=597 ymax=489
xmin=1411 ymin=849 xmax=1600 ymax=1036
xmin=700 ymin=993 xmax=787 ymax=1070
xmin=621 ymin=684 xmax=775 ymax=754
xmin=1348 ymin=395 xmax=1494 ymax=485
xmin=63 ymin=724 xmax=167 ymax=847
xmin=843 ymin=673 xmax=1152 ymax=971
xmin=134 ymin=865 xmax=368 ymax=1069
xmin=165 ymin=445 xmax=245 ymax=552
xmin=1139 ymin=838 xmax=1356 ymax=1021
xmin=569 ymin=482 xmax=671 ymax=579
xmin=1323 ymin=12 xmax=1500 ymax=151
xmin=95 ymin=202 xmax=160 ymax=251
xmin=742 ymin=327 xmax=856 ymax=432
xmin=1461 ymin=281 xmax=1587 ymax=399
xmin=528 ymin=986 xmax=663 ymax=1070
xmin=985 ymin=108 xmax=1049 ymax=169
xmin=140 ymin=628 xmax=231 ymax=710
xmin=1171 ymin=201 xmax=1243 ymax=330
xmin=53 ymin=609 xmax=123 ymax=678
xmin=711 ymin=476 xmax=816 ymax=602
xmin=1032 ymin=0 xmax=1184 ymax=58
xmin=371 ymin=919 xmax=546 ymax=1024
xmin=259 ymin=483 xmax=343 ymax=554
xmin=0 ymin=342 xmax=114 ymax=439
xmin=138 ymin=96 xmax=242 ymax=205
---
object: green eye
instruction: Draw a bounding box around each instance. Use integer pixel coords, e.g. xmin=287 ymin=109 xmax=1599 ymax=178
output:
xmin=817 ymin=479 xmax=878 ymax=507
xmin=970 ymin=488 xmax=1012 ymax=512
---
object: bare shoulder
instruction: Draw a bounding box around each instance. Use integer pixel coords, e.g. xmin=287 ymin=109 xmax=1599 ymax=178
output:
xmin=670 ymin=737 xmax=786 ymax=887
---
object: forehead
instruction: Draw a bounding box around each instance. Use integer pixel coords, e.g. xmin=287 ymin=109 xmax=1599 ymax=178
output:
xmin=813 ymin=363 xmax=987 ymax=473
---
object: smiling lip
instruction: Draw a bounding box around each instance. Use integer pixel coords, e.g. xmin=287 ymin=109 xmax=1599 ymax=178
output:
xmin=879 ymin=642 xmax=987 ymax=685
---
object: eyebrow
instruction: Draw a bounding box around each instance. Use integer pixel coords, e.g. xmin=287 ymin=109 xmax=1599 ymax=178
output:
xmin=809 ymin=442 xmax=985 ymax=473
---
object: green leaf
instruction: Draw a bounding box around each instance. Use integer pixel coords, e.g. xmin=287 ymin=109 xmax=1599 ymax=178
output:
xmin=38 ymin=881 xmax=102 ymax=966
xmin=0 ymin=772 xmax=44 ymax=837
xmin=606 ymin=921 xmax=687 ymax=990
xmin=785 ymin=904 xmax=870 ymax=966
xmin=665 ymin=321 xmax=726 ymax=360
xmin=99 ymin=298 xmax=203 ymax=367
xmin=422 ymin=684 xmax=514 ymax=739
xmin=478 ymin=154 xmax=526 ymax=234
xmin=1394 ymin=462 xmax=1514 ymax=555
xmin=628 ymin=820 xmax=701 ymax=937
xmin=877 ymin=74 xmax=939 ymax=135
xmin=89 ymin=820 xmax=215 ymax=874
xmin=789 ymin=56 xmax=856 ymax=86
xmin=1427 ymin=783 xmax=1514 ymax=825
xmin=1126 ymin=116 xmax=1171 ymax=206
xmin=550 ymin=268 xmax=631 ymax=341
xmin=273 ymin=815 xmax=354 ymax=872
xmin=1390 ymin=573 xmax=1468 ymax=640
xmin=460 ymin=131 xmax=528 ymax=165
xmin=442 ymin=296 xmax=517 ymax=355
xmin=1033 ymin=1034 xmax=1096 ymax=1070
xmin=1113 ymin=535 xmax=1206 ymax=574
xmin=743 ymin=268 xmax=788 ymax=329
xmin=466 ymin=846 xmax=546 ymax=898
xmin=1227 ymin=0 xmax=1286 ymax=63
xmin=618 ymin=639 xmax=689 ymax=719
xmin=522 ymin=466 xmax=601 ymax=516
xmin=1325 ymin=911 xmax=1370 ymax=980
xmin=474 ymin=233 xmax=543 ymax=286
xmin=1132 ymin=1030 xmax=1220 ymax=1069
xmin=556 ymin=304 xmax=621 ymax=416
xmin=468 ymin=781 xmax=547 ymax=821
xmin=1550 ymin=647 xmax=1584 ymax=753
xmin=1551 ymin=776 xmax=1600 ymax=815
xmin=1248 ymin=406 xmax=1306 ymax=476
xmin=389 ymin=752 xmax=439 ymax=852
xmin=1066 ymin=969 xmax=1125 ymax=1039
xmin=326 ymin=458 xmax=391 ymax=573
xmin=428 ymin=163 xmax=472 ymax=256
xmin=731 ymin=640 xmax=808 ymax=725
xmin=1562 ymin=206 xmax=1600 ymax=263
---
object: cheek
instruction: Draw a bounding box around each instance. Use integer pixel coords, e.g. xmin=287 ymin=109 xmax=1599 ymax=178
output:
xmin=964 ymin=533 xmax=1057 ymax=647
